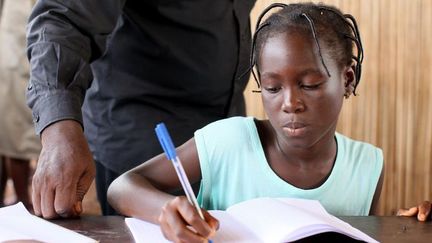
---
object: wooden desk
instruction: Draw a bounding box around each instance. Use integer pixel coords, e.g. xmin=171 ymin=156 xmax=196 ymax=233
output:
xmin=52 ymin=216 xmax=133 ymax=243
xmin=340 ymin=216 xmax=432 ymax=243
xmin=52 ymin=216 xmax=431 ymax=243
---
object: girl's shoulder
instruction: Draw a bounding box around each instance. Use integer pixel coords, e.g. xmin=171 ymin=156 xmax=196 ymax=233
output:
xmin=335 ymin=132 xmax=384 ymax=167
xmin=336 ymin=133 xmax=382 ymax=152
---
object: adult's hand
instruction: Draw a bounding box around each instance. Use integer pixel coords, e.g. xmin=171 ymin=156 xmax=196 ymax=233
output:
xmin=32 ymin=120 xmax=96 ymax=219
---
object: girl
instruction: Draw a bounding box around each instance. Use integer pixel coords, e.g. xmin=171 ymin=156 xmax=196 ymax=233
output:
xmin=108 ymin=2 xmax=428 ymax=242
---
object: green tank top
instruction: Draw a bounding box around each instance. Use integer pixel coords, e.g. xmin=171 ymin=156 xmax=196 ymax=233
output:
xmin=195 ymin=116 xmax=383 ymax=216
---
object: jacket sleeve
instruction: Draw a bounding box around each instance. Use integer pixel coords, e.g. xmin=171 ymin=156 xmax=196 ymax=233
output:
xmin=26 ymin=0 xmax=126 ymax=134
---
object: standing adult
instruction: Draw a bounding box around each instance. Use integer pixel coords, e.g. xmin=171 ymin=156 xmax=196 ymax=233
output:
xmin=0 ymin=0 xmax=40 ymax=209
xmin=26 ymin=0 xmax=256 ymax=218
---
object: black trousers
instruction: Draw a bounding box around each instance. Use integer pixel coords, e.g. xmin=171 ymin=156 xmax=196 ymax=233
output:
xmin=95 ymin=161 xmax=120 ymax=215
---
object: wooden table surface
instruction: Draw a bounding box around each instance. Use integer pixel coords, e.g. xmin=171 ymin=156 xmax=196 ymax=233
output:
xmin=52 ymin=215 xmax=432 ymax=242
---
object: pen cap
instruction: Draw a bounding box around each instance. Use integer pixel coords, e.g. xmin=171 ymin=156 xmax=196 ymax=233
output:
xmin=155 ymin=123 xmax=177 ymax=160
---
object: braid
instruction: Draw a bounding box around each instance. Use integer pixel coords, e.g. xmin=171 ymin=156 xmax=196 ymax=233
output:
xmin=246 ymin=2 xmax=364 ymax=95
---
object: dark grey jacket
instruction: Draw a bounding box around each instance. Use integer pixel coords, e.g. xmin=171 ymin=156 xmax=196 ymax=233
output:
xmin=27 ymin=0 xmax=256 ymax=173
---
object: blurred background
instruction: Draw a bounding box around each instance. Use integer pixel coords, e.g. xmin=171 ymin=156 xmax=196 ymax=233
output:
xmin=2 ymin=0 xmax=431 ymax=217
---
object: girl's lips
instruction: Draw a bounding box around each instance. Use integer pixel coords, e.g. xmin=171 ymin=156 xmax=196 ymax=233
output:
xmin=283 ymin=122 xmax=307 ymax=136
xmin=284 ymin=122 xmax=306 ymax=129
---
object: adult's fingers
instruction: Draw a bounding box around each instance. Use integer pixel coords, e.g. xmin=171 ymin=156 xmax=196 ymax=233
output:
xmin=74 ymin=201 xmax=83 ymax=215
xmin=32 ymin=156 xmax=62 ymax=218
xmin=71 ymin=160 xmax=96 ymax=216
xmin=31 ymin=173 xmax=42 ymax=216
xmin=40 ymin=185 xmax=57 ymax=219
xmin=76 ymin=160 xmax=96 ymax=203
xmin=54 ymin=181 xmax=78 ymax=218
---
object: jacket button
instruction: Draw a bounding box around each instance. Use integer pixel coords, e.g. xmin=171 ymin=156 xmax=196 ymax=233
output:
xmin=33 ymin=114 xmax=40 ymax=123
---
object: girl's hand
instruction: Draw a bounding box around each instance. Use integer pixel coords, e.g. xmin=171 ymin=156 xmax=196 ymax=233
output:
xmin=158 ymin=196 xmax=219 ymax=243
xmin=397 ymin=201 xmax=431 ymax=221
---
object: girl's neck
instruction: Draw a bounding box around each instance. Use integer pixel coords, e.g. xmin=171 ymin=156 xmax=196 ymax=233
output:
xmin=257 ymin=118 xmax=337 ymax=170
xmin=275 ymin=130 xmax=336 ymax=168
xmin=263 ymin=120 xmax=337 ymax=166
xmin=257 ymin=119 xmax=338 ymax=189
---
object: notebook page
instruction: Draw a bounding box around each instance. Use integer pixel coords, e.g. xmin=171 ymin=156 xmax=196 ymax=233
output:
xmin=226 ymin=198 xmax=378 ymax=243
xmin=276 ymin=198 xmax=378 ymax=242
xmin=209 ymin=210 xmax=262 ymax=243
xmin=0 ymin=202 xmax=96 ymax=243
xmin=125 ymin=218 xmax=170 ymax=243
xmin=225 ymin=198 xmax=331 ymax=242
xmin=0 ymin=227 xmax=33 ymax=242
xmin=275 ymin=198 xmax=329 ymax=215
xmin=125 ymin=211 xmax=262 ymax=243
xmin=0 ymin=202 xmax=33 ymax=241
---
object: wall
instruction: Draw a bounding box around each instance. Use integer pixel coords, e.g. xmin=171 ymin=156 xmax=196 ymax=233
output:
xmin=245 ymin=0 xmax=432 ymax=215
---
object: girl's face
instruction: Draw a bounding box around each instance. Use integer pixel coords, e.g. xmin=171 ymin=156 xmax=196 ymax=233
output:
xmin=258 ymin=32 xmax=354 ymax=149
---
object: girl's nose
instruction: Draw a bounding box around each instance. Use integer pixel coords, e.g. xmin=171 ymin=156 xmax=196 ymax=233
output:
xmin=281 ymin=88 xmax=305 ymax=113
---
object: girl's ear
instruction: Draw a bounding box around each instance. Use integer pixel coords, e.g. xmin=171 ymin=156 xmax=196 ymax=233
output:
xmin=343 ymin=65 xmax=356 ymax=99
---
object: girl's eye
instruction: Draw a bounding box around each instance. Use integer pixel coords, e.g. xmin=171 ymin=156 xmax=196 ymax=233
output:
xmin=263 ymin=87 xmax=281 ymax=93
xmin=301 ymin=83 xmax=322 ymax=90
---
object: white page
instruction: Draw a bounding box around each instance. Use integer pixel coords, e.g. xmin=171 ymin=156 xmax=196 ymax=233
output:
xmin=275 ymin=198 xmax=329 ymax=215
xmin=125 ymin=218 xmax=171 ymax=243
xmin=0 ymin=227 xmax=33 ymax=241
xmin=226 ymin=198 xmax=332 ymax=242
xmin=0 ymin=201 xmax=33 ymax=241
xmin=226 ymin=198 xmax=379 ymax=243
xmin=125 ymin=211 xmax=262 ymax=243
xmin=209 ymin=210 xmax=261 ymax=243
xmin=276 ymin=198 xmax=379 ymax=243
xmin=0 ymin=202 xmax=96 ymax=243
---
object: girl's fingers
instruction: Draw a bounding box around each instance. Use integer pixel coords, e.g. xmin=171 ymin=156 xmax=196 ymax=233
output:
xmin=176 ymin=200 xmax=213 ymax=238
xmin=203 ymin=210 xmax=219 ymax=236
xmin=417 ymin=201 xmax=431 ymax=221
xmin=159 ymin=197 xmax=209 ymax=242
xmin=397 ymin=206 xmax=418 ymax=217
xmin=166 ymin=209 xmax=207 ymax=242
xmin=397 ymin=201 xmax=432 ymax=221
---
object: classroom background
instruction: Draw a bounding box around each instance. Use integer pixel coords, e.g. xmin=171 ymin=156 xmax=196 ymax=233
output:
xmin=2 ymin=0 xmax=431 ymax=217
xmin=246 ymin=0 xmax=432 ymax=216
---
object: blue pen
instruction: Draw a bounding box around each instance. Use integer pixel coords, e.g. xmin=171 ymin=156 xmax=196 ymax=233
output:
xmin=155 ymin=123 xmax=213 ymax=242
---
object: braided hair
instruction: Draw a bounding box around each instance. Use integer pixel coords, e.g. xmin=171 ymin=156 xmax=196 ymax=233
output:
xmin=246 ymin=2 xmax=363 ymax=95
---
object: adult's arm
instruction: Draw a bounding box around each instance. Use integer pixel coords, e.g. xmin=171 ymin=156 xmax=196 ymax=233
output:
xmin=27 ymin=0 xmax=125 ymax=218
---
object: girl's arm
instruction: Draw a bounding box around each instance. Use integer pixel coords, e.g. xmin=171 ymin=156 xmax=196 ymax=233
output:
xmin=369 ymin=163 xmax=385 ymax=215
xmin=107 ymin=138 xmax=218 ymax=241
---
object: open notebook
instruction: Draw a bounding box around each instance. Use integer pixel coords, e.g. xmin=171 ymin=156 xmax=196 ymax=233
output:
xmin=126 ymin=198 xmax=378 ymax=243
xmin=0 ymin=202 xmax=96 ymax=242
